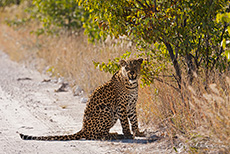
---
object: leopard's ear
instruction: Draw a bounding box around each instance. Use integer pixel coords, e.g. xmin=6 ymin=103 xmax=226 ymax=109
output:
xmin=137 ymin=58 xmax=143 ymax=64
xmin=120 ymin=60 xmax=127 ymax=67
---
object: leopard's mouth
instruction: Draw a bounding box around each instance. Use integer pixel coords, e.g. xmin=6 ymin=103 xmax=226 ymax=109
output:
xmin=128 ymin=73 xmax=138 ymax=84
xmin=128 ymin=79 xmax=137 ymax=84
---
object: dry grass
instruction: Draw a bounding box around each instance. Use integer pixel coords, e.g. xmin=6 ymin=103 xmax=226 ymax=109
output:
xmin=138 ymin=73 xmax=230 ymax=153
xmin=0 ymin=4 xmax=229 ymax=153
xmin=35 ymin=33 xmax=135 ymax=92
xmin=0 ymin=3 xmax=38 ymax=62
xmin=0 ymin=21 xmax=133 ymax=92
xmin=0 ymin=4 xmax=136 ymax=92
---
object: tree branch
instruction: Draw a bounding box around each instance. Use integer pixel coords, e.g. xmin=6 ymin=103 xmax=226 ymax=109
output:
xmin=211 ymin=22 xmax=227 ymax=70
xmin=152 ymin=76 xmax=180 ymax=92
xmin=135 ymin=0 xmax=146 ymax=9
xmin=164 ymin=41 xmax=182 ymax=88
xmin=143 ymin=0 xmax=150 ymax=8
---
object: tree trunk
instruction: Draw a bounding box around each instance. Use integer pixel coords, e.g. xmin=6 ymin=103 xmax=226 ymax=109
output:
xmin=164 ymin=42 xmax=182 ymax=89
xmin=15 ymin=0 xmax=20 ymax=5
xmin=205 ymin=34 xmax=210 ymax=86
xmin=186 ymin=53 xmax=195 ymax=85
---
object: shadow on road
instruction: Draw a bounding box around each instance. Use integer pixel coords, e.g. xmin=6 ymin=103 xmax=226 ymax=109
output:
xmin=108 ymin=134 xmax=161 ymax=144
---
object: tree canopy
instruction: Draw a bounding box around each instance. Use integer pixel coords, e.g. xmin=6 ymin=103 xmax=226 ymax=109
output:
xmin=3 ymin=0 xmax=230 ymax=87
xmin=79 ymin=0 xmax=230 ymax=87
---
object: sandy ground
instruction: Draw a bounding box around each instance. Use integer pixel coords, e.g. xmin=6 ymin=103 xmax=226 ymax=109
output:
xmin=0 ymin=50 xmax=177 ymax=154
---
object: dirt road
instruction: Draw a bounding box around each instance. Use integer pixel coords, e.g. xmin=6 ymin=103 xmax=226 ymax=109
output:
xmin=0 ymin=51 xmax=176 ymax=154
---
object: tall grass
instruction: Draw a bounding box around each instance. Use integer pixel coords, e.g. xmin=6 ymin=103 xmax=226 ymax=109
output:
xmin=36 ymin=33 xmax=136 ymax=92
xmin=0 ymin=4 xmax=229 ymax=153
xmin=138 ymin=72 xmax=230 ymax=153
xmin=0 ymin=4 xmax=136 ymax=92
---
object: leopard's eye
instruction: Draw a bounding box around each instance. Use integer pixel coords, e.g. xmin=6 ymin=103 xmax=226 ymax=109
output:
xmin=125 ymin=66 xmax=130 ymax=70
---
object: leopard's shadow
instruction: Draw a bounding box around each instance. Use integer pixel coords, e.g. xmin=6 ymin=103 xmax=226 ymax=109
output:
xmin=108 ymin=134 xmax=161 ymax=144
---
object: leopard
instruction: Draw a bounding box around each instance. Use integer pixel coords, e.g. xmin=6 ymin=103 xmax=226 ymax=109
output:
xmin=19 ymin=58 xmax=145 ymax=140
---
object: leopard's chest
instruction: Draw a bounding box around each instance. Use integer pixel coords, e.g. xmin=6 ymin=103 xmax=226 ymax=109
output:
xmin=116 ymin=90 xmax=138 ymax=111
xmin=127 ymin=92 xmax=138 ymax=110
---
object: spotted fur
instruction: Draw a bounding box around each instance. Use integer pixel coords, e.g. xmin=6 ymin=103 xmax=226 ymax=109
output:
xmin=19 ymin=58 xmax=144 ymax=140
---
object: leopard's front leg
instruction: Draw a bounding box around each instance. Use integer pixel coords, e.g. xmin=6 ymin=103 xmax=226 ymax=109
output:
xmin=118 ymin=104 xmax=133 ymax=139
xmin=128 ymin=106 xmax=145 ymax=137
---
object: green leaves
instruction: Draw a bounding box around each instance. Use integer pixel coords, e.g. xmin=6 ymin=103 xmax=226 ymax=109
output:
xmin=93 ymin=51 xmax=131 ymax=74
xmin=216 ymin=12 xmax=230 ymax=23
xmin=27 ymin=0 xmax=90 ymax=35
xmin=0 ymin=0 xmax=18 ymax=8
xmin=80 ymin=0 xmax=230 ymax=87
xmin=216 ymin=11 xmax=230 ymax=61
xmin=8 ymin=0 xmax=229 ymax=87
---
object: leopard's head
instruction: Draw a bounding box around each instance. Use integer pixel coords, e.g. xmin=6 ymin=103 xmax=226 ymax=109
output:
xmin=120 ymin=58 xmax=143 ymax=88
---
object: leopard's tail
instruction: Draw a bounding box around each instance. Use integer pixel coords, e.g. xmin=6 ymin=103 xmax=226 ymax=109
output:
xmin=18 ymin=130 xmax=84 ymax=141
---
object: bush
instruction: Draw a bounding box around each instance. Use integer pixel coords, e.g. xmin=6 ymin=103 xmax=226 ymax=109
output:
xmin=80 ymin=0 xmax=230 ymax=88
xmin=0 ymin=0 xmax=20 ymax=9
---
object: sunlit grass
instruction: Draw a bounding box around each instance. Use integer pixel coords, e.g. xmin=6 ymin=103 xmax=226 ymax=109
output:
xmin=138 ymin=73 xmax=230 ymax=153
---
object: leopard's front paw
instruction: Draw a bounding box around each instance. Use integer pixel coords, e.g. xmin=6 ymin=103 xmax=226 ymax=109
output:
xmin=134 ymin=130 xmax=145 ymax=137
xmin=123 ymin=132 xmax=134 ymax=139
xmin=124 ymin=134 xmax=134 ymax=139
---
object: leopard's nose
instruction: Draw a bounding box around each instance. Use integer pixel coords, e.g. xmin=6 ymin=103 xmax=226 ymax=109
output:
xmin=130 ymin=71 xmax=135 ymax=75
xmin=129 ymin=71 xmax=136 ymax=80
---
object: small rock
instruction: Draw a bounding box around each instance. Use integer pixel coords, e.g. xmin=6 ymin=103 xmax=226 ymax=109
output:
xmin=73 ymin=86 xmax=84 ymax=96
xmin=42 ymin=79 xmax=51 ymax=83
xmin=17 ymin=77 xmax=32 ymax=81
xmin=80 ymin=97 xmax=88 ymax=103
xmin=55 ymin=82 xmax=69 ymax=92
xmin=57 ymin=77 xmax=65 ymax=84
